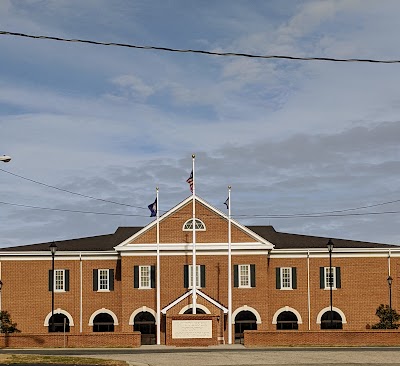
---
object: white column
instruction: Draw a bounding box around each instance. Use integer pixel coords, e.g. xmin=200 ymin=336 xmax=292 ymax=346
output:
xmin=227 ymin=186 xmax=232 ymax=344
xmin=192 ymin=154 xmax=196 ymax=314
xmin=156 ymin=187 xmax=161 ymax=344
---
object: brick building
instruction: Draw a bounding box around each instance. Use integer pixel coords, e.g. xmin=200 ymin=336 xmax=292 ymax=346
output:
xmin=0 ymin=195 xmax=397 ymax=345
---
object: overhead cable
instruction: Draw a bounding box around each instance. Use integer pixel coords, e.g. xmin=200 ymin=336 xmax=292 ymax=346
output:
xmin=1 ymin=200 xmax=400 ymax=219
xmin=1 ymin=30 xmax=400 ymax=64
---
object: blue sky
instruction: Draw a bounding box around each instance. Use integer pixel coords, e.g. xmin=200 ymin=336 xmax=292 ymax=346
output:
xmin=1 ymin=0 xmax=400 ymax=246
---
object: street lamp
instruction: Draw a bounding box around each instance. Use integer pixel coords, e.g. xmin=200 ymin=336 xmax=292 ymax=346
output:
xmin=49 ymin=241 xmax=57 ymax=332
xmin=327 ymin=239 xmax=334 ymax=329
xmin=387 ymin=275 xmax=393 ymax=328
xmin=0 ymin=156 xmax=11 ymax=163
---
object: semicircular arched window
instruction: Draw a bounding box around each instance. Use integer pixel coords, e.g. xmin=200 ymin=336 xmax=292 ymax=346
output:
xmin=183 ymin=218 xmax=206 ymax=231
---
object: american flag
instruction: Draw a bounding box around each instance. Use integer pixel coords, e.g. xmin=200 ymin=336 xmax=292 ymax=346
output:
xmin=186 ymin=170 xmax=193 ymax=193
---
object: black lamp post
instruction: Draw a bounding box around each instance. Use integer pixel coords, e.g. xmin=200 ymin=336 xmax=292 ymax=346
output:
xmin=327 ymin=239 xmax=334 ymax=329
xmin=0 ymin=280 xmax=3 ymax=312
xmin=49 ymin=241 xmax=57 ymax=332
xmin=387 ymin=275 xmax=393 ymax=328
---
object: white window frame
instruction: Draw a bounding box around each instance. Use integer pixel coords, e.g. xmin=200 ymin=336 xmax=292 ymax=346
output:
xmin=239 ymin=264 xmax=251 ymax=288
xmin=139 ymin=265 xmax=151 ymax=289
xmin=183 ymin=218 xmax=206 ymax=231
xmin=98 ymin=269 xmax=110 ymax=291
xmin=54 ymin=269 xmax=65 ymax=292
xmin=188 ymin=264 xmax=201 ymax=289
xmin=280 ymin=267 xmax=292 ymax=290
xmin=324 ymin=267 xmax=337 ymax=290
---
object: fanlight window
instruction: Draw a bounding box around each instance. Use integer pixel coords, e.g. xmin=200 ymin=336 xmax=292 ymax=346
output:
xmin=183 ymin=218 xmax=206 ymax=231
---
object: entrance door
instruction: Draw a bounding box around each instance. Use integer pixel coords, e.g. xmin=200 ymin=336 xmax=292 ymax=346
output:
xmin=134 ymin=312 xmax=156 ymax=345
xmin=234 ymin=311 xmax=257 ymax=344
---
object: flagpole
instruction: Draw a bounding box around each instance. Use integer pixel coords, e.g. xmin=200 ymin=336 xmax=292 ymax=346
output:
xmin=156 ymin=187 xmax=161 ymax=344
xmin=227 ymin=186 xmax=232 ymax=344
xmin=192 ymin=154 xmax=197 ymax=314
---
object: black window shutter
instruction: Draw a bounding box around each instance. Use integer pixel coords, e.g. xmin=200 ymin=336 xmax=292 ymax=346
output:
xmin=250 ymin=264 xmax=256 ymax=287
xmin=276 ymin=267 xmax=281 ymax=289
xmin=134 ymin=266 xmax=139 ymax=288
xmin=233 ymin=265 xmax=238 ymax=288
xmin=151 ymin=266 xmax=156 ymax=288
xmin=336 ymin=267 xmax=341 ymax=288
xmin=320 ymin=267 xmax=325 ymax=289
xmin=184 ymin=265 xmax=189 ymax=288
xmin=109 ymin=269 xmax=114 ymax=291
xmin=292 ymin=267 xmax=297 ymax=289
xmin=200 ymin=265 xmax=206 ymax=288
xmin=93 ymin=269 xmax=98 ymax=291
xmin=48 ymin=270 xmax=53 ymax=291
xmin=65 ymin=270 xmax=70 ymax=291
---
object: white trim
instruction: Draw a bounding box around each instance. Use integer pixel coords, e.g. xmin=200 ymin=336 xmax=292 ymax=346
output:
xmin=232 ymin=306 xmax=262 ymax=324
xmin=179 ymin=304 xmax=211 ymax=314
xmin=88 ymin=308 xmax=119 ymax=326
xmin=197 ymin=290 xmax=228 ymax=313
xmin=316 ymin=307 xmax=347 ymax=324
xmin=44 ymin=308 xmax=74 ymax=326
xmin=129 ymin=307 xmax=157 ymax=325
xmin=115 ymin=195 xmax=274 ymax=249
xmin=161 ymin=289 xmax=228 ymax=314
xmin=272 ymin=306 xmax=303 ymax=325
xmin=183 ymin=218 xmax=206 ymax=231
xmin=162 ymin=290 xmax=193 ymax=314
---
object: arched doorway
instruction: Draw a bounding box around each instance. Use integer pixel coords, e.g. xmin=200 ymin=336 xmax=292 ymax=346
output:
xmin=183 ymin=308 xmax=206 ymax=314
xmin=134 ymin=311 xmax=156 ymax=345
xmin=234 ymin=311 xmax=257 ymax=344
xmin=321 ymin=311 xmax=343 ymax=329
xmin=48 ymin=314 xmax=70 ymax=333
xmin=93 ymin=313 xmax=115 ymax=332
xmin=276 ymin=311 xmax=298 ymax=330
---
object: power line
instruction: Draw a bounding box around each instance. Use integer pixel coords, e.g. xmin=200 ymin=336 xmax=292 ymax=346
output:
xmin=0 ymin=168 xmax=150 ymax=211
xmin=0 ymin=200 xmax=148 ymax=217
xmin=2 ymin=167 xmax=400 ymax=219
xmin=1 ymin=30 xmax=400 ymax=64
xmin=1 ymin=200 xmax=400 ymax=219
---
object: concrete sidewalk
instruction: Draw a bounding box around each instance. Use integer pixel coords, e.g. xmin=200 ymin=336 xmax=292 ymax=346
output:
xmin=76 ymin=346 xmax=400 ymax=366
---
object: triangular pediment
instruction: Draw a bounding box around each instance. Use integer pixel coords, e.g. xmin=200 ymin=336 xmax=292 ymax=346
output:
xmin=115 ymin=195 xmax=274 ymax=251
xmin=161 ymin=289 xmax=228 ymax=314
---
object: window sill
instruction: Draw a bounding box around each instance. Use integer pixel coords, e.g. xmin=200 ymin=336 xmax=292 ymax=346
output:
xmin=97 ymin=289 xmax=110 ymax=292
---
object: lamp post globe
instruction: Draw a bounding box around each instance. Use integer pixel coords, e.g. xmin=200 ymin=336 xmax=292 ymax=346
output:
xmin=0 ymin=156 xmax=11 ymax=163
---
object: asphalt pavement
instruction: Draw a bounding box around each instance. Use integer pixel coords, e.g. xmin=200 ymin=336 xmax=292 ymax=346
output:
xmin=2 ymin=346 xmax=400 ymax=366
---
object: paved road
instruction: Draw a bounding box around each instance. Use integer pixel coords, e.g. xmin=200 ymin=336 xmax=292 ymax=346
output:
xmin=2 ymin=346 xmax=400 ymax=365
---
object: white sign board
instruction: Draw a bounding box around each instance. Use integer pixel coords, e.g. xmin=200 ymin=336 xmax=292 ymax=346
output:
xmin=172 ymin=319 xmax=212 ymax=339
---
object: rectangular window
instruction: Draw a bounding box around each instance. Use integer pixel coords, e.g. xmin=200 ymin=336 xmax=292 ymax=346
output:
xmin=54 ymin=269 xmax=65 ymax=291
xmin=239 ymin=264 xmax=250 ymax=288
xmin=98 ymin=269 xmax=109 ymax=291
xmin=189 ymin=265 xmax=201 ymax=288
xmin=324 ymin=267 xmax=336 ymax=289
xmin=140 ymin=265 xmax=151 ymax=289
xmin=281 ymin=267 xmax=292 ymax=289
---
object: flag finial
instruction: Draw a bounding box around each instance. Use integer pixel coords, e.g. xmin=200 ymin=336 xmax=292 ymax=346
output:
xmin=192 ymin=154 xmax=195 ymax=159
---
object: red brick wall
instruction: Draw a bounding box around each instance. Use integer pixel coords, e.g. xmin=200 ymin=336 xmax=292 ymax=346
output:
xmin=244 ymin=330 xmax=400 ymax=347
xmin=131 ymin=201 xmax=258 ymax=244
xmin=0 ymin=332 xmax=140 ymax=348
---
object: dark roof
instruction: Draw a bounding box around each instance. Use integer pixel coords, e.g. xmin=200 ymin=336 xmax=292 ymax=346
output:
xmin=0 ymin=227 xmax=142 ymax=252
xmin=248 ymin=226 xmax=397 ymax=249
xmin=0 ymin=225 xmax=396 ymax=252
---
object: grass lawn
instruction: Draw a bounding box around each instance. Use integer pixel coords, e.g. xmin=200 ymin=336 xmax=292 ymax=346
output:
xmin=0 ymin=354 xmax=126 ymax=365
